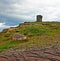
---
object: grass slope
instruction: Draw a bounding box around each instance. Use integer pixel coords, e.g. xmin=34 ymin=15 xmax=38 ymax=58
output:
xmin=0 ymin=22 xmax=60 ymax=52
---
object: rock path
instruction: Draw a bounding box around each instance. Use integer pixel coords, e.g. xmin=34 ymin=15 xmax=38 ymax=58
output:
xmin=0 ymin=46 xmax=60 ymax=61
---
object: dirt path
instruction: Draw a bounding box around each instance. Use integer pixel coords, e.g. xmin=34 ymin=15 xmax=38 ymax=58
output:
xmin=0 ymin=46 xmax=60 ymax=61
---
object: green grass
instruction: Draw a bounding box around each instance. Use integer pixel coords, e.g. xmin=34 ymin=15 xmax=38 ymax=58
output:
xmin=0 ymin=22 xmax=60 ymax=52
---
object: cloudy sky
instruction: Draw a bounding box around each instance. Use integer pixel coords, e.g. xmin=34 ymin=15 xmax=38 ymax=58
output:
xmin=0 ymin=0 xmax=60 ymax=31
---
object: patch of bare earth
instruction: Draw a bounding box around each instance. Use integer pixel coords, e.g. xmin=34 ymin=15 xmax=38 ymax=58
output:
xmin=0 ymin=46 xmax=60 ymax=61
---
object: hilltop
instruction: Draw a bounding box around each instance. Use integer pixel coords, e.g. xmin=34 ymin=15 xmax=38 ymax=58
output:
xmin=0 ymin=22 xmax=60 ymax=52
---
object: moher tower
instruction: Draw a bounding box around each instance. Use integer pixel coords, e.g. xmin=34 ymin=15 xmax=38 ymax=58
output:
xmin=36 ymin=15 xmax=43 ymax=22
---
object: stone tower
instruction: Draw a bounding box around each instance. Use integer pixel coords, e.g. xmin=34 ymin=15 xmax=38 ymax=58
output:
xmin=37 ymin=15 xmax=42 ymax=22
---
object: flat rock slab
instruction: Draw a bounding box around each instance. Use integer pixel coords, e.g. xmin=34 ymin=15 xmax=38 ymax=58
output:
xmin=0 ymin=46 xmax=60 ymax=61
xmin=12 ymin=33 xmax=27 ymax=41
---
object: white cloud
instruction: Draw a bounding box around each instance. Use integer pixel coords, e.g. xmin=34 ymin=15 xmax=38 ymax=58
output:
xmin=0 ymin=23 xmax=10 ymax=28
xmin=0 ymin=23 xmax=8 ymax=31
xmin=0 ymin=23 xmax=17 ymax=31
xmin=0 ymin=23 xmax=5 ymax=27
xmin=0 ymin=0 xmax=60 ymax=22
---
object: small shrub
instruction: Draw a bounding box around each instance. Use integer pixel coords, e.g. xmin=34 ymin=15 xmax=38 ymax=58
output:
xmin=16 ymin=30 xmax=20 ymax=32
xmin=4 ymin=34 xmax=10 ymax=37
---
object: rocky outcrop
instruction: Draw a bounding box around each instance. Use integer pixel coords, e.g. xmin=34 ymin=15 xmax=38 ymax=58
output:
xmin=12 ymin=33 xmax=27 ymax=41
xmin=0 ymin=46 xmax=60 ymax=61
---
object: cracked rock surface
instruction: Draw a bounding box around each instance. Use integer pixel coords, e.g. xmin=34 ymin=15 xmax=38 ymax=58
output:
xmin=0 ymin=46 xmax=60 ymax=61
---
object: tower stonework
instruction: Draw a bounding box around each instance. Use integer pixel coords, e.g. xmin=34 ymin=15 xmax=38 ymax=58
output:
xmin=37 ymin=15 xmax=42 ymax=22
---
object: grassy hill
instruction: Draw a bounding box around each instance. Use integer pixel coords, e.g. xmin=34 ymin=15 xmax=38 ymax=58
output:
xmin=0 ymin=22 xmax=60 ymax=52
